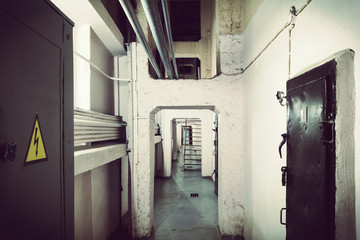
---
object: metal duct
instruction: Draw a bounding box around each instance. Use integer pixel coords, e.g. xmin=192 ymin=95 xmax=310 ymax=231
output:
xmin=161 ymin=0 xmax=179 ymax=79
xmin=118 ymin=0 xmax=163 ymax=78
xmin=74 ymin=108 xmax=127 ymax=145
xmin=140 ymin=0 xmax=175 ymax=79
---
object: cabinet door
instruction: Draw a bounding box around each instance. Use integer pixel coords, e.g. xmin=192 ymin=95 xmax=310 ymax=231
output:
xmin=0 ymin=1 xmax=73 ymax=239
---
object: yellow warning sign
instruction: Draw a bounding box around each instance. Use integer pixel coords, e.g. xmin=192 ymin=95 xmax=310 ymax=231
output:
xmin=24 ymin=113 xmax=48 ymax=165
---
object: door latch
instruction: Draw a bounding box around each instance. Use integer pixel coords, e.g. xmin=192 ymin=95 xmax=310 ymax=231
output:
xmin=281 ymin=166 xmax=287 ymax=186
xmin=279 ymin=133 xmax=287 ymax=158
xmin=319 ymin=120 xmax=334 ymax=144
xmin=1 ymin=142 xmax=17 ymax=161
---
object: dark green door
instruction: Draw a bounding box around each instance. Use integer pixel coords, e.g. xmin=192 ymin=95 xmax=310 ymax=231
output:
xmin=286 ymin=61 xmax=336 ymax=240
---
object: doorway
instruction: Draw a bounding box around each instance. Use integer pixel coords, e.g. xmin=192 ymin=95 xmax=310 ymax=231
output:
xmin=181 ymin=118 xmax=202 ymax=171
xmin=152 ymin=109 xmax=220 ymax=239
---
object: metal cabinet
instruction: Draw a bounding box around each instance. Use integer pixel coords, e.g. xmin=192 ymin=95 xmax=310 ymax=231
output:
xmin=0 ymin=1 xmax=74 ymax=239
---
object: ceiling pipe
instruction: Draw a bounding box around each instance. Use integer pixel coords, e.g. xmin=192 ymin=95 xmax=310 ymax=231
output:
xmin=140 ymin=0 xmax=175 ymax=79
xmin=161 ymin=0 xmax=179 ymax=79
xmin=118 ymin=0 xmax=163 ymax=79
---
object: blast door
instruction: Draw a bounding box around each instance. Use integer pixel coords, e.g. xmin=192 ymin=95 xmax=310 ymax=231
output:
xmin=284 ymin=61 xmax=336 ymax=240
xmin=0 ymin=1 xmax=74 ymax=239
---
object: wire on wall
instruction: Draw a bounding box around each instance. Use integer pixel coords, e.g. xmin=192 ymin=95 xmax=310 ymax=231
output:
xmin=74 ymin=51 xmax=131 ymax=82
xmin=241 ymin=21 xmax=291 ymax=74
xmin=241 ymin=0 xmax=312 ymax=75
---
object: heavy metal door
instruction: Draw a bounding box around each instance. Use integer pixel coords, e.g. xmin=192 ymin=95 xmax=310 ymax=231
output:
xmin=0 ymin=1 xmax=74 ymax=239
xmin=285 ymin=61 xmax=336 ymax=240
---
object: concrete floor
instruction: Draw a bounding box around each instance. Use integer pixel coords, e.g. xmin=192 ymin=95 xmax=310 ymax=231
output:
xmin=109 ymin=149 xmax=220 ymax=239
xmin=152 ymin=150 xmax=221 ymax=239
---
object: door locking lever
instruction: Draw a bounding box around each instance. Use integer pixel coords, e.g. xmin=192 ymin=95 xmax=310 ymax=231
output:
xmin=281 ymin=166 xmax=287 ymax=186
xmin=279 ymin=133 xmax=287 ymax=158
xmin=1 ymin=142 xmax=17 ymax=161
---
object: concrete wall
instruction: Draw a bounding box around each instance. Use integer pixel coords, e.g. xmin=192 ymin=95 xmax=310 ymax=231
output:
xmin=218 ymin=0 xmax=242 ymax=75
xmin=130 ymin=0 xmax=360 ymax=238
xmin=72 ymin=13 xmax=127 ymax=240
xmin=129 ymin=0 xmax=245 ymax=237
xmin=121 ymin=155 xmax=129 ymax=217
xmin=176 ymin=121 xmax=182 ymax=151
xmin=73 ymin=26 xmax=115 ymax=115
xmin=130 ymin=41 xmax=244 ymax=237
xmin=75 ymin=160 xmax=121 ymax=240
xmin=52 ymin=1 xmax=129 ymax=239
xmin=173 ymin=0 xmax=217 ymax=78
xmin=90 ymin=28 xmax=114 ymax=115
xmin=241 ymin=0 xmax=359 ymax=239
xmin=74 ymin=26 xmax=91 ymax=111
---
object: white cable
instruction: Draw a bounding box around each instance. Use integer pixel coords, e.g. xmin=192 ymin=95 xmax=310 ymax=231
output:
xmin=74 ymin=51 xmax=131 ymax=82
xmin=241 ymin=0 xmax=312 ymax=74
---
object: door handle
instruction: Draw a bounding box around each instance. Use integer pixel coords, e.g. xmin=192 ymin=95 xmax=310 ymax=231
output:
xmin=1 ymin=142 xmax=17 ymax=161
xmin=279 ymin=133 xmax=287 ymax=158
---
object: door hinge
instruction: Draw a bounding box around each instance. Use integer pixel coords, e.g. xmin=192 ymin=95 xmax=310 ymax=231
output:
xmin=280 ymin=208 xmax=287 ymax=225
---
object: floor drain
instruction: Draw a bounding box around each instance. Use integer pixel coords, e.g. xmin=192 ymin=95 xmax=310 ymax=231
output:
xmin=190 ymin=193 xmax=199 ymax=197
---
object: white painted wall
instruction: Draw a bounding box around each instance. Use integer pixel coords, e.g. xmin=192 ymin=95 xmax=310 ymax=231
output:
xmin=173 ymin=0 xmax=217 ymax=78
xmin=74 ymin=160 xmax=121 ymax=240
xmin=241 ymin=0 xmax=360 ymax=239
xmin=90 ymin=28 xmax=114 ymax=115
xmin=121 ymin=156 xmax=129 ymax=217
xmin=52 ymin=0 xmax=130 ymax=237
xmin=74 ymin=172 xmax=92 ymax=240
xmin=171 ymin=119 xmax=177 ymax=160
xmin=118 ymin=54 xmax=130 ymax=123
xmin=160 ymin=110 xmax=215 ymax=177
xmin=130 ymin=41 xmax=244 ymax=237
xmin=131 ymin=0 xmax=360 ymax=238
xmin=73 ymin=26 xmax=115 ymax=115
xmin=91 ymin=161 xmax=120 ymax=240
xmin=74 ymin=26 xmax=91 ymax=110
xmin=176 ymin=121 xmax=182 ymax=151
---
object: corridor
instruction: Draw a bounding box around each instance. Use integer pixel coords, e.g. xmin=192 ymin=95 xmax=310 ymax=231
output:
xmin=153 ymin=148 xmax=221 ymax=239
xmin=3 ymin=0 xmax=359 ymax=239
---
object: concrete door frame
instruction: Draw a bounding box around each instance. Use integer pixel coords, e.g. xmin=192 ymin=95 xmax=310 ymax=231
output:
xmin=157 ymin=109 xmax=216 ymax=177
xmin=130 ymin=105 xmax=219 ymax=238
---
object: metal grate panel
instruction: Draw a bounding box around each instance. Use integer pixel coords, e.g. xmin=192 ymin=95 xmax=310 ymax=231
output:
xmin=74 ymin=108 xmax=127 ymax=145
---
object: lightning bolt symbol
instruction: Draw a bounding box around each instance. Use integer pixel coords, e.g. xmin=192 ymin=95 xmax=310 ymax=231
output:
xmin=34 ymin=127 xmax=39 ymax=157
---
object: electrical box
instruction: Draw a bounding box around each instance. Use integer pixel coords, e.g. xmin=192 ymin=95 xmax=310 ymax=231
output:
xmin=0 ymin=0 xmax=74 ymax=239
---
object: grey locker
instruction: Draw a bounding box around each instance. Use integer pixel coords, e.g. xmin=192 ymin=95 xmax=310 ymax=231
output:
xmin=0 ymin=0 xmax=74 ymax=239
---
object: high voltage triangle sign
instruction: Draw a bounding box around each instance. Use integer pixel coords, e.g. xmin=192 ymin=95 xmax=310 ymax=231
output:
xmin=25 ymin=113 xmax=48 ymax=165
